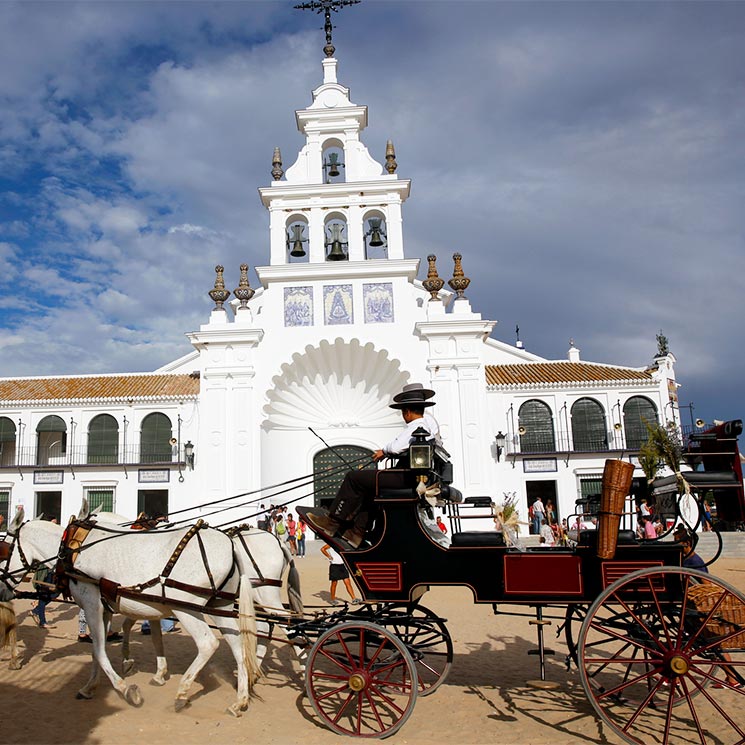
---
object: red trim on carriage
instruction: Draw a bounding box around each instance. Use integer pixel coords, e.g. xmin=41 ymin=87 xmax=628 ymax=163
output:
xmin=355 ymin=562 xmax=403 ymax=592
xmin=601 ymin=561 xmax=665 ymax=590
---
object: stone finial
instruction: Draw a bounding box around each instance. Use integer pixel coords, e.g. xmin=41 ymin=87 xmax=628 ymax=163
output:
xmin=271 ymin=147 xmax=284 ymax=181
xmin=422 ymin=254 xmax=445 ymax=301
xmin=385 ymin=140 xmax=398 ymax=174
xmin=448 ymin=253 xmax=470 ymax=299
xmin=208 ymin=265 xmax=231 ymax=310
xmin=233 ymin=263 xmax=255 ymax=310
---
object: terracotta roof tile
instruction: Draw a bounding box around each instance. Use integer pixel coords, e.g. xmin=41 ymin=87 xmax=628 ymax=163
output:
xmin=486 ymin=362 xmax=652 ymax=386
xmin=0 ymin=374 xmax=200 ymax=403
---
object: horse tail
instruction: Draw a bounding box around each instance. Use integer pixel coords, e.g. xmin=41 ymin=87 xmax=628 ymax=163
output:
xmin=278 ymin=541 xmax=304 ymax=616
xmin=0 ymin=601 xmax=16 ymax=649
xmin=238 ymin=574 xmax=261 ymax=693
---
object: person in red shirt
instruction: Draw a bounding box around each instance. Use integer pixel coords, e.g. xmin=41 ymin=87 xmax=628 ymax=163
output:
xmin=436 ymin=515 xmax=447 ymax=534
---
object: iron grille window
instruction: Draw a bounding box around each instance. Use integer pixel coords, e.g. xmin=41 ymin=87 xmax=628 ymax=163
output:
xmin=87 ymin=414 xmax=119 ymax=464
xmin=518 ymin=400 xmax=556 ymax=453
xmin=623 ymin=396 xmax=658 ymax=450
xmin=571 ymin=398 xmax=608 ymax=451
xmin=36 ymin=416 xmax=67 ymax=466
xmin=0 ymin=417 xmax=16 ymax=467
xmin=313 ymin=446 xmax=375 ymax=508
xmin=140 ymin=413 xmax=173 ymax=464
xmin=0 ymin=491 xmax=8 ymax=522
xmin=86 ymin=489 xmax=114 ymax=513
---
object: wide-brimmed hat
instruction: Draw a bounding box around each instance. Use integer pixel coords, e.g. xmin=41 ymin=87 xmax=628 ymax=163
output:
xmin=390 ymin=383 xmax=436 ymax=409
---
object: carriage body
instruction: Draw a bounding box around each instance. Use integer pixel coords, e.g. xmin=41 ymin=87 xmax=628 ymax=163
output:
xmin=339 ymin=485 xmax=685 ymax=607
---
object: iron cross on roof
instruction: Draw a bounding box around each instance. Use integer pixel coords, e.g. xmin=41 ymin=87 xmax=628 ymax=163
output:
xmin=294 ymin=0 xmax=361 ymax=58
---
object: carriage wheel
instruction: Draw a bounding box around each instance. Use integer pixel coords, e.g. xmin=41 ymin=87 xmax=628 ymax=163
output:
xmin=375 ymin=604 xmax=453 ymax=695
xmin=305 ymin=621 xmax=418 ymax=738
xmin=578 ymin=566 xmax=745 ymax=745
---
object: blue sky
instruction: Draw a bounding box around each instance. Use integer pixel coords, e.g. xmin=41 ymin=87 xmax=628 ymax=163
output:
xmin=0 ymin=0 xmax=744 ymax=426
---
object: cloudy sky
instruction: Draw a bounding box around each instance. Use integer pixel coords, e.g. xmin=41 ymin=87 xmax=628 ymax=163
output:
xmin=0 ymin=0 xmax=743 ymax=426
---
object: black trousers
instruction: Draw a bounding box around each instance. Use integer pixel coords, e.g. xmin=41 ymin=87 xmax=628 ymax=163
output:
xmin=329 ymin=469 xmax=411 ymax=531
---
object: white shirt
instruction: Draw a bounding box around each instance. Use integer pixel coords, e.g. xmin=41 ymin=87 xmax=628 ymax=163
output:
xmin=382 ymin=414 xmax=440 ymax=456
xmin=532 ymin=499 xmax=545 ymax=517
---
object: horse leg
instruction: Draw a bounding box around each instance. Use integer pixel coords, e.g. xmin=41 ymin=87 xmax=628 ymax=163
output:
xmin=121 ymin=617 xmax=135 ymax=676
xmin=149 ymin=621 xmax=169 ymax=686
xmin=170 ymin=611 xmax=219 ymax=712
xmin=74 ymin=593 xmax=143 ymax=707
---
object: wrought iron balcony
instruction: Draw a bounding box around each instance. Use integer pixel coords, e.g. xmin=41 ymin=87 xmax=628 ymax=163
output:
xmin=0 ymin=445 xmax=187 ymax=469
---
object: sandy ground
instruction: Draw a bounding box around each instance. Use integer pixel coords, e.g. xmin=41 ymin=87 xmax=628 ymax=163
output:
xmin=1 ymin=546 xmax=743 ymax=745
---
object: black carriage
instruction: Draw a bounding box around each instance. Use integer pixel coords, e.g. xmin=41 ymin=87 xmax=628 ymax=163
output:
xmin=295 ymin=424 xmax=745 ymax=742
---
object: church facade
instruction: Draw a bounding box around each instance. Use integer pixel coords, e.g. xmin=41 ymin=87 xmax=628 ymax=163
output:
xmin=0 ymin=53 xmax=678 ymax=532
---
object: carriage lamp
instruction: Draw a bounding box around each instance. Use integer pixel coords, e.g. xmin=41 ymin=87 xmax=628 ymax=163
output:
xmin=495 ymin=431 xmax=506 ymax=461
xmin=409 ymin=428 xmax=433 ymax=471
xmin=184 ymin=441 xmax=195 ymax=470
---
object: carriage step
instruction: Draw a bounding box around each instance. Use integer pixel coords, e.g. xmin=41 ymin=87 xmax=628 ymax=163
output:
xmin=529 ymin=619 xmax=552 ymax=626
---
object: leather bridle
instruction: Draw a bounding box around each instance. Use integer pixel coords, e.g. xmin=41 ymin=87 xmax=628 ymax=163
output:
xmin=0 ymin=523 xmax=36 ymax=590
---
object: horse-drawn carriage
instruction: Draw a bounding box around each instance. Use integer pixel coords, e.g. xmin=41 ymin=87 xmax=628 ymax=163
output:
xmin=2 ymin=424 xmax=744 ymax=743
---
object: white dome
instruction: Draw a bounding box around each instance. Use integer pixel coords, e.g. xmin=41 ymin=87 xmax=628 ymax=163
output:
xmin=263 ymin=338 xmax=409 ymax=429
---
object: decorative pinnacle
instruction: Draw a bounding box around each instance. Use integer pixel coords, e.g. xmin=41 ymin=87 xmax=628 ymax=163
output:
xmin=271 ymin=147 xmax=284 ymax=181
xmin=233 ymin=263 xmax=255 ymax=310
xmin=448 ymin=253 xmax=470 ymax=299
xmin=208 ymin=265 xmax=231 ymax=310
xmin=385 ymin=140 xmax=397 ymax=174
xmin=422 ymin=254 xmax=444 ymax=301
xmin=294 ymin=0 xmax=361 ymax=58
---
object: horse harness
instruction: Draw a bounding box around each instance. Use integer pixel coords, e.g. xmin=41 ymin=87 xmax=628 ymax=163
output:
xmin=57 ymin=518 xmax=241 ymax=618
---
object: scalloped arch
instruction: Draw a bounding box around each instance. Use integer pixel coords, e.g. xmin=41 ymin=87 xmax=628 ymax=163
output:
xmin=263 ymin=338 xmax=410 ymax=429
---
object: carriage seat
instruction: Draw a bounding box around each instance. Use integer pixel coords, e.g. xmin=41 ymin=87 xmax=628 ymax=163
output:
xmin=451 ymin=531 xmax=505 ymax=547
xmin=578 ymin=529 xmax=637 ymax=547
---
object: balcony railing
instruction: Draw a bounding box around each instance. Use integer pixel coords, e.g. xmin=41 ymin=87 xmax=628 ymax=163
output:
xmin=0 ymin=445 xmax=187 ymax=469
xmin=503 ymin=429 xmax=640 ymax=457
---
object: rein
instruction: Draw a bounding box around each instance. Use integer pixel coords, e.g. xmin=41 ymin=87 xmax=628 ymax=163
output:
xmin=0 ymin=524 xmax=41 ymax=588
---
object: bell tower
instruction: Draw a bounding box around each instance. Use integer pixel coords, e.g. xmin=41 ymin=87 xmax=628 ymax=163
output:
xmin=258 ymin=53 xmax=410 ymax=265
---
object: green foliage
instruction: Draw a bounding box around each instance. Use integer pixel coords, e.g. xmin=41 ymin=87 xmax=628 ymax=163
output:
xmin=638 ymin=420 xmax=683 ymax=483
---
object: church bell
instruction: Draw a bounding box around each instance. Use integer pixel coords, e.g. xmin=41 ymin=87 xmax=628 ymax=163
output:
xmin=288 ymin=224 xmax=306 ymax=257
xmin=367 ymin=217 xmax=385 ymax=247
xmin=326 ymin=222 xmax=347 ymax=261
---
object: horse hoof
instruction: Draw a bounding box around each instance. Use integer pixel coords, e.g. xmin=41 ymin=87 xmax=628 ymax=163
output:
xmin=174 ymin=698 xmax=190 ymax=712
xmin=9 ymin=660 xmax=21 ymax=671
xmin=227 ymin=704 xmax=245 ymax=718
xmin=122 ymin=659 xmax=134 ymax=676
xmin=124 ymin=684 xmax=143 ymax=707
xmin=76 ymin=691 xmax=92 ymax=700
xmin=149 ymin=676 xmax=167 ymax=687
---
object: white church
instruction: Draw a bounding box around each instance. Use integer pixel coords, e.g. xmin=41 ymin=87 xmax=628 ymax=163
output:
xmin=0 ymin=46 xmax=679 ymax=533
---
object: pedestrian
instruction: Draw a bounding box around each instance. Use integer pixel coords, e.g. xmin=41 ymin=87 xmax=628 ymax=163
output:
xmin=296 ymin=518 xmax=306 ymax=558
xmin=531 ymin=497 xmax=545 ymax=536
xmin=274 ymin=513 xmax=287 ymax=540
xmin=31 ymin=565 xmax=57 ymax=629
xmin=436 ymin=515 xmax=447 ymax=534
xmin=321 ymin=543 xmax=361 ymax=606
xmin=286 ymin=513 xmax=297 ymax=556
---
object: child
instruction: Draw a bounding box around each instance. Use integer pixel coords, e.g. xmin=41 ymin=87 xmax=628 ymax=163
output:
xmin=321 ymin=543 xmax=361 ymax=606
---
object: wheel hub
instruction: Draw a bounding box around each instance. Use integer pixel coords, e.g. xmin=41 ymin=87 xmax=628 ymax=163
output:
xmin=348 ymin=672 xmax=368 ymax=692
xmin=668 ymin=655 xmax=689 ymax=676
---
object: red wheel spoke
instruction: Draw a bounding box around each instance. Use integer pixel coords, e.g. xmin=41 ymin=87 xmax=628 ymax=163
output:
xmin=610 ymin=590 xmax=668 ymax=654
xmin=588 ymin=618 xmax=661 ymax=657
xmin=678 ymin=675 xmax=710 ymax=745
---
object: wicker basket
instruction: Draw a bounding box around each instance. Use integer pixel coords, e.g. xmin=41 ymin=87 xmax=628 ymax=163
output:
xmin=597 ymin=459 xmax=635 ymax=560
xmin=687 ymin=583 xmax=745 ymax=650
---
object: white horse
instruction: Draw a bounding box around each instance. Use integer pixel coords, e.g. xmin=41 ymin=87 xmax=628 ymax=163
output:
xmin=114 ymin=522 xmax=305 ymax=681
xmin=2 ymin=508 xmax=259 ymax=716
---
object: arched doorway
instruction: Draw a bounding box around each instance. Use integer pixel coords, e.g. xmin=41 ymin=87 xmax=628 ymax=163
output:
xmin=313 ymin=446 xmax=375 ymax=510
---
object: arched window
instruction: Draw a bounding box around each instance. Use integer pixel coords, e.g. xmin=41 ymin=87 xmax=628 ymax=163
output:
xmin=88 ymin=414 xmax=119 ymax=465
xmin=518 ymin=400 xmax=555 ymax=453
xmin=313 ymin=445 xmax=376 ymax=509
xmin=571 ymin=398 xmax=608 ymax=452
xmin=623 ymin=396 xmax=658 ymax=450
xmin=0 ymin=417 xmax=16 ymax=467
xmin=140 ymin=413 xmax=173 ymax=464
xmin=36 ymin=415 xmax=67 ymax=466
